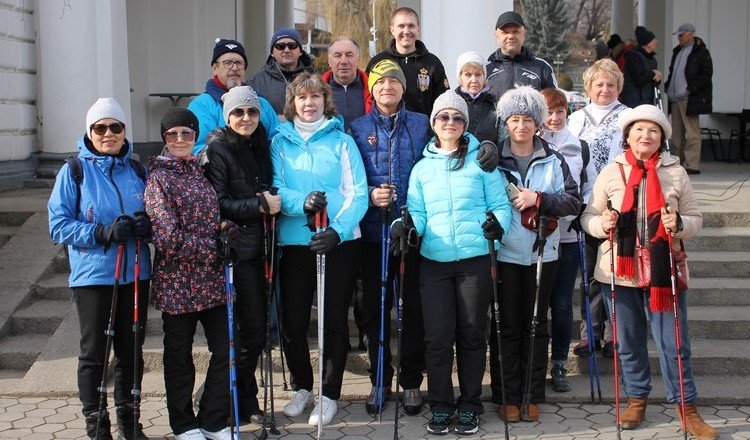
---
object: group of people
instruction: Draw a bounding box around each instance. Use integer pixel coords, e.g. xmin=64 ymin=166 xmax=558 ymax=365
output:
xmin=47 ymin=6 xmax=718 ymax=440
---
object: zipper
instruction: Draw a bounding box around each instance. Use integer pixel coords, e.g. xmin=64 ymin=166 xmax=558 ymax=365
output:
xmin=446 ymin=160 xmax=458 ymax=259
xmin=109 ymin=159 xmax=126 ymax=214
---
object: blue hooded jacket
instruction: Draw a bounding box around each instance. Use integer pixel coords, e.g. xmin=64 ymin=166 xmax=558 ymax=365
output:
xmin=271 ymin=116 xmax=368 ymax=246
xmin=188 ymin=79 xmax=280 ymax=154
xmin=407 ymin=135 xmax=512 ymax=263
xmin=350 ymin=104 xmax=431 ymax=243
xmin=48 ymin=137 xmax=152 ymax=287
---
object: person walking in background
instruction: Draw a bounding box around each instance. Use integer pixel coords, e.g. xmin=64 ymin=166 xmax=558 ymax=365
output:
xmin=48 ymin=98 xmax=151 ymax=439
xmin=621 ymin=26 xmax=662 ymax=108
xmin=366 ymin=7 xmax=449 ymax=116
xmin=581 ymin=104 xmax=716 ymax=440
xmin=664 ymin=23 xmax=713 ymax=175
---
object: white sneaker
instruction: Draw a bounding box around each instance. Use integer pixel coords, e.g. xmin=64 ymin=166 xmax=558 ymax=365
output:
xmin=200 ymin=426 xmax=234 ymax=440
xmin=283 ymin=389 xmax=313 ymax=417
xmin=308 ymin=396 xmax=337 ymax=427
xmin=175 ymin=428 xmax=206 ymax=440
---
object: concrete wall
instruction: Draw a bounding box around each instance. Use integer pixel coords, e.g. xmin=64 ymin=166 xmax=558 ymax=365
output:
xmin=0 ymin=0 xmax=36 ymax=188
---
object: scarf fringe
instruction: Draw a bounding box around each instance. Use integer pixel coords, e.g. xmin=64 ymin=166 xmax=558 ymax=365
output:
xmin=616 ymin=256 xmax=635 ymax=278
xmin=649 ymin=286 xmax=674 ymax=312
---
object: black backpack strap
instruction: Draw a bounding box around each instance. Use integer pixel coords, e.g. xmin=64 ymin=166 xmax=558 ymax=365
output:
xmin=65 ymin=157 xmax=83 ymax=218
xmin=579 ymin=139 xmax=590 ymax=188
xmin=500 ymin=169 xmax=518 ymax=186
xmin=129 ymin=158 xmax=147 ymax=183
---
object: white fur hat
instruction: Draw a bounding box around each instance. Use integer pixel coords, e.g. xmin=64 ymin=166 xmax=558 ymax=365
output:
xmin=85 ymin=98 xmax=128 ymax=136
xmin=496 ymin=86 xmax=548 ymax=127
xmin=456 ymin=51 xmax=486 ymax=80
xmin=619 ymin=104 xmax=672 ymax=139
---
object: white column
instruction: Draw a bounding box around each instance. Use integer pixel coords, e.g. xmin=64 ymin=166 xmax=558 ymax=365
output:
xmin=420 ymin=0 xmax=513 ymax=87
xmin=36 ymin=0 xmax=131 ymax=175
xmin=611 ymin=0 xmax=635 ymax=39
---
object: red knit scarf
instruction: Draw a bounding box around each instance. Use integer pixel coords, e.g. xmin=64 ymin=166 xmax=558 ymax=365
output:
xmin=616 ymin=150 xmax=672 ymax=311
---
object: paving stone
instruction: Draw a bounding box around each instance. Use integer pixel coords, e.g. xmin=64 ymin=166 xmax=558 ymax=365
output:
xmin=0 ymin=428 xmax=32 ymax=437
xmin=0 ymin=412 xmax=23 ymax=422
xmin=44 ymin=412 xmax=77 ymax=424
xmin=12 ymin=417 xmax=44 ymax=429
xmin=31 ymin=422 xmax=65 ymax=433
xmin=25 ymin=408 xmax=56 ymax=418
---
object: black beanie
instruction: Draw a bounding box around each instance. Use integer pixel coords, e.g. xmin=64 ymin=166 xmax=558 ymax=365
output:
xmin=160 ymin=108 xmax=199 ymax=143
xmin=211 ymin=38 xmax=247 ymax=66
xmin=635 ymin=26 xmax=655 ymax=46
xmin=607 ymin=34 xmax=623 ymax=49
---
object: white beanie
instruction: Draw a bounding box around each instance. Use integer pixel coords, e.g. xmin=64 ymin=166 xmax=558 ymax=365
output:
xmin=430 ymin=90 xmax=470 ymax=128
xmin=496 ymin=86 xmax=548 ymax=127
xmin=456 ymin=51 xmax=486 ymax=80
xmin=85 ymin=98 xmax=128 ymax=136
xmin=222 ymin=86 xmax=261 ymax=123
xmin=619 ymin=104 xmax=672 ymax=139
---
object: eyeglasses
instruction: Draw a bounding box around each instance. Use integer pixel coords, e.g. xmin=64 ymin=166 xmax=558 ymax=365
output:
xmin=164 ymin=129 xmax=196 ymax=143
xmin=434 ymin=113 xmax=466 ymax=125
xmin=273 ymin=41 xmax=299 ymax=51
xmin=229 ymin=107 xmax=260 ymax=118
xmin=216 ymin=59 xmax=246 ymax=69
xmin=90 ymin=123 xmax=125 ymax=135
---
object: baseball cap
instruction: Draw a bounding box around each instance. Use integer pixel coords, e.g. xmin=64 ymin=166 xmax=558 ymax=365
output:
xmin=673 ymin=23 xmax=696 ymax=35
xmin=496 ymin=11 xmax=524 ymax=29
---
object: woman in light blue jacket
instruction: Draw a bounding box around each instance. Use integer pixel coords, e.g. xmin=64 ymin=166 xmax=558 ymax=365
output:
xmin=270 ymin=72 xmax=368 ymax=428
xmin=395 ymin=90 xmax=511 ymax=436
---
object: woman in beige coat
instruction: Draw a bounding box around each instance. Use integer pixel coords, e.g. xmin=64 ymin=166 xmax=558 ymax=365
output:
xmin=581 ymin=104 xmax=716 ymax=440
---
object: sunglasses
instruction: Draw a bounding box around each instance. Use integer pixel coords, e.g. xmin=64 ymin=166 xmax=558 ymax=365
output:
xmin=90 ymin=123 xmax=125 ymax=135
xmin=217 ymin=59 xmax=246 ymax=69
xmin=434 ymin=113 xmax=466 ymax=125
xmin=164 ymin=129 xmax=196 ymax=143
xmin=230 ymin=107 xmax=260 ymax=118
xmin=273 ymin=41 xmax=299 ymax=51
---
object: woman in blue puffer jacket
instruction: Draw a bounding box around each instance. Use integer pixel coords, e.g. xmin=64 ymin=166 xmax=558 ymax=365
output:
xmin=48 ymin=98 xmax=151 ymax=439
xmin=395 ymin=90 xmax=511 ymax=436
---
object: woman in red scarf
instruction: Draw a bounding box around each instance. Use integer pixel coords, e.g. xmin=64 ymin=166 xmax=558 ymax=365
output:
xmin=581 ymin=105 xmax=716 ymax=440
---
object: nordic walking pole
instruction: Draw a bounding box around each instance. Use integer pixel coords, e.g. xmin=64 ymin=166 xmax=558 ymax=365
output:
xmin=392 ymin=206 xmax=409 ymax=439
xmin=131 ymin=237 xmax=142 ymax=437
xmin=316 ymin=208 xmax=328 ymax=440
xmin=224 ymin=258 xmax=242 ymax=440
xmin=260 ymin=191 xmax=280 ymax=439
xmin=96 ymin=241 xmax=126 ymax=439
xmin=376 ymin=184 xmax=391 ymax=422
xmin=665 ymin=207 xmax=688 ymax=440
xmin=275 ymin=280 xmax=289 ymax=391
xmin=486 ymin=212 xmax=510 ymax=440
xmin=607 ymin=200 xmax=622 ymax=440
xmin=577 ymin=230 xmax=602 ymax=403
xmin=520 ymin=214 xmax=547 ymax=421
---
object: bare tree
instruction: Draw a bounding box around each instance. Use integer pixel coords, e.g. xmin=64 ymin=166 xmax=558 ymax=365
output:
xmin=319 ymin=0 xmax=396 ymax=66
xmin=570 ymin=0 xmax=610 ymax=40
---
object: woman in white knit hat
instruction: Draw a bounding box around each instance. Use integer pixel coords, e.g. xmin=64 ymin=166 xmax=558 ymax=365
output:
xmin=454 ymin=51 xmax=498 ymax=144
xmin=392 ymin=89 xmax=511 ymax=435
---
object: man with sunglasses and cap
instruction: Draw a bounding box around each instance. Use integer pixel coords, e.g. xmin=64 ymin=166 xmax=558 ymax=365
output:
xmin=188 ymin=38 xmax=279 ymax=154
xmin=250 ymin=27 xmax=315 ymax=116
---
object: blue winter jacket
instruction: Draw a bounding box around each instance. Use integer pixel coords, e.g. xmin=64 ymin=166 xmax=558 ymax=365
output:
xmin=188 ymin=79 xmax=280 ymax=154
xmin=48 ymin=137 xmax=152 ymax=287
xmin=350 ymin=104 xmax=431 ymax=243
xmin=496 ymin=136 xmax=582 ymax=265
xmin=271 ymin=116 xmax=368 ymax=246
xmin=407 ymin=135 xmax=512 ymax=263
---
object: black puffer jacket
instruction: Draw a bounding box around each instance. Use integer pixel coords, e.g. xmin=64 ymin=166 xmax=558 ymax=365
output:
xmin=664 ymin=37 xmax=713 ymax=116
xmin=455 ymin=87 xmax=498 ymax=143
xmin=485 ymin=46 xmax=556 ymax=99
xmin=249 ymin=53 xmax=314 ymax=114
xmin=620 ymin=46 xmax=659 ymax=108
xmin=203 ymin=126 xmax=273 ymax=261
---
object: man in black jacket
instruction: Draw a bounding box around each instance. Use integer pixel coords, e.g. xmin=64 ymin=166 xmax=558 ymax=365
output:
xmin=366 ymin=7 xmax=449 ymax=116
xmin=665 ymin=23 xmax=713 ymax=174
xmin=621 ymin=26 xmax=663 ymax=108
xmin=485 ymin=11 xmax=557 ymax=99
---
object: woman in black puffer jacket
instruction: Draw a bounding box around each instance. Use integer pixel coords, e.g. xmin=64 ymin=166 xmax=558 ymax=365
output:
xmin=203 ymin=85 xmax=281 ymax=423
xmin=454 ymin=51 xmax=498 ymax=144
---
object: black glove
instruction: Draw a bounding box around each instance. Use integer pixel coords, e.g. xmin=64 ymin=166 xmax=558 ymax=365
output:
xmin=217 ymin=220 xmax=241 ymax=261
xmin=567 ymin=204 xmax=586 ymax=233
xmin=303 ymin=191 xmax=327 ymax=214
xmin=477 ymin=141 xmax=499 ymax=172
xmin=481 ymin=212 xmax=504 ymax=241
xmin=95 ymin=216 xmax=134 ymax=250
xmin=389 ymin=215 xmax=418 ymax=257
xmin=132 ymin=211 xmax=152 ymax=239
xmin=309 ymin=227 xmax=340 ymax=254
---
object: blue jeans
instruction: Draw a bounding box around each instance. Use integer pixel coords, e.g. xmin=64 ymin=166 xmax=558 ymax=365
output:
xmin=550 ymin=242 xmax=579 ymax=362
xmin=601 ymin=285 xmax=696 ymax=404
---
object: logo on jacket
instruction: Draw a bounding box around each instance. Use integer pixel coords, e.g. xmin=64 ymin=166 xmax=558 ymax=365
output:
xmin=367 ymin=134 xmax=377 ymax=147
xmin=521 ymin=69 xmax=539 ymax=81
xmin=418 ymin=67 xmax=430 ymax=92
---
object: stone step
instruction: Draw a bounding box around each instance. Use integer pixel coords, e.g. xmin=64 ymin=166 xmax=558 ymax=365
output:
xmin=10 ymin=300 xmax=72 ymax=335
xmin=0 ymin=334 xmax=48 ymax=370
xmin=0 ymin=225 xmax=18 ymax=249
xmin=0 ymin=211 xmax=33 ymax=227
xmin=686 ymin=251 xmax=750 ymax=278
xmin=32 ymin=273 xmax=71 ymax=301
xmin=702 ymin=211 xmax=750 ymax=228
xmin=684 ymin=227 xmax=750 ymax=251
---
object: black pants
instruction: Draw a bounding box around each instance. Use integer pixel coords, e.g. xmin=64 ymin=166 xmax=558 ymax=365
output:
xmin=233 ymin=258 xmax=266 ymax=414
xmin=72 ymin=281 xmax=150 ymax=416
xmin=279 ymin=240 xmax=361 ymax=400
xmin=360 ymin=241 xmax=424 ymax=389
xmin=420 ymin=256 xmax=490 ymax=414
xmin=489 ymin=261 xmax=557 ymax=405
xmin=162 ymin=306 xmax=229 ymax=434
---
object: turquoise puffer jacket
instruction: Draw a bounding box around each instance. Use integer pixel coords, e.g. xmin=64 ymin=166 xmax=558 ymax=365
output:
xmin=407 ymin=135 xmax=512 ymax=263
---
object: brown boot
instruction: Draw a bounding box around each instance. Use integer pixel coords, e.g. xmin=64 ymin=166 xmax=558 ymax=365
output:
xmin=620 ymin=397 xmax=647 ymax=429
xmin=520 ymin=403 xmax=539 ymax=422
xmin=676 ymin=404 xmax=719 ymax=440
xmin=498 ymin=405 xmax=520 ymax=423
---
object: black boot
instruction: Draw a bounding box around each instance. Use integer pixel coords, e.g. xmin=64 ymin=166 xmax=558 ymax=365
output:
xmin=85 ymin=410 xmax=114 ymax=440
xmin=116 ymin=404 xmax=149 ymax=439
